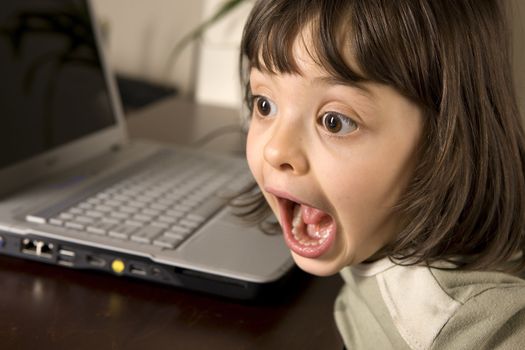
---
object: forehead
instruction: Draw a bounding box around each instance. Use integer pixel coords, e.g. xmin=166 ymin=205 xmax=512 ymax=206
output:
xmin=251 ymin=31 xmax=373 ymax=99
xmin=253 ymin=25 xmax=367 ymax=85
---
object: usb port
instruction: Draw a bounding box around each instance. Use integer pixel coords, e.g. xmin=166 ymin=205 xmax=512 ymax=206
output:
xmin=129 ymin=264 xmax=147 ymax=276
xmin=86 ymin=255 xmax=106 ymax=267
xmin=57 ymin=257 xmax=74 ymax=267
xmin=57 ymin=247 xmax=76 ymax=267
xmin=58 ymin=249 xmax=75 ymax=258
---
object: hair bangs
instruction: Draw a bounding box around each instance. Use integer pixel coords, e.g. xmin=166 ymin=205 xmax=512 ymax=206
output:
xmin=241 ymin=0 xmax=366 ymax=83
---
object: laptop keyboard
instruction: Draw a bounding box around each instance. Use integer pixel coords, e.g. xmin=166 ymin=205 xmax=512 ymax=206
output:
xmin=26 ymin=151 xmax=253 ymax=250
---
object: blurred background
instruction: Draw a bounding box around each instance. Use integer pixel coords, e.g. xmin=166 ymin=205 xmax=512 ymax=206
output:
xmin=91 ymin=0 xmax=525 ymax=117
xmin=92 ymin=0 xmax=252 ymax=112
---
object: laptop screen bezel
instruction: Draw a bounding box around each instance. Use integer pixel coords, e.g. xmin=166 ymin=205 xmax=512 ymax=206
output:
xmin=0 ymin=0 xmax=129 ymax=197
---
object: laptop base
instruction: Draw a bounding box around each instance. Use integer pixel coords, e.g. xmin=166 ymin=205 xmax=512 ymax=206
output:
xmin=0 ymin=230 xmax=297 ymax=300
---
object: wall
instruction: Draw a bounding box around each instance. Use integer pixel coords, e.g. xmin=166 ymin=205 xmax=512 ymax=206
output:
xmin=91 ymin=0 xmax=204 ymax=96
xmin=194 ymin=0 xmax=253 ymax=108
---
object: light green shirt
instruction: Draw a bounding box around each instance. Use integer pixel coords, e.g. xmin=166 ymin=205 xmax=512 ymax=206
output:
xmin=334 ymin=258 xmax=525 ymax=349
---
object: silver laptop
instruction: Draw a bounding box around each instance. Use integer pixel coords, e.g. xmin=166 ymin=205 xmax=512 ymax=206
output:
xmin=0 ymin=0 xmax=293 ymax=300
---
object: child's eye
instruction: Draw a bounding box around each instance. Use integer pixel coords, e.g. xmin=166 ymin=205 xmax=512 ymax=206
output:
xmin=319 ymin=112 xmax=358 ymax=135
xmin=253 ymin=95 xmax=278 ymax=117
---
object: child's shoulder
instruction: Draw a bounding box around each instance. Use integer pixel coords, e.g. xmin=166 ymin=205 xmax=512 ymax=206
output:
xmin=336 ymin=260 xmax=525 ymax=349
xmin=430 ymin=266 xmax=525 ymax=303
xmin=430 ymin=267 xmax=525 ymax=349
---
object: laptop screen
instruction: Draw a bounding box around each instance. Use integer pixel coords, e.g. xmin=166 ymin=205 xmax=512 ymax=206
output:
xmin=0 ymin=0 xmax=116 ymax=170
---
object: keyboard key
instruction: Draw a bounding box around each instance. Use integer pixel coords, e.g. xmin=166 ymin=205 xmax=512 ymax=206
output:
xmin=151 ymin=221 xmax=170 ymax=229
xmin=25 ymin=215 xmax=46 ymax=224
xmin=87 ymin=197 xmax=103 ymax=205
xmin=133 ymin=214 xmax=153 ymax=222
xmin=86 ymin=222 xmax=115 ymax=235
xmin=186 ymin=192 xmax=207 ymax=202
xmin=95 ymin=192 xmax=110 ymax=200
xmin=120 ymin=206 xmax=139 ymax=214
xmin=180 ymin=198 xmax=199 ymax=207
xmin=105 ymin=199 xmax=123 ymax=207
xmin=150 ymin=203 xmax=168 ymax=211
xmin=94 ymin=205 xmax=112 ymax=212
xmin=178 ymin=219 xmax=200 ymax=229
xmin=110 ymin=212 xmax=129 ymax=220
xmin=101 ymin=217 xmax=120 ymax=225
xmin=113 ymin=194 xmax=131 ymax=202
xmin=153 ymin=235 xmax=183 ymax=249
xmin=157 ymin=215 xmax=176 ymax=224
xmin=125 ymin=219 xmax=143 ymax=227
xmin=65 ymin=222 xmax=84 ymax=230
xmin=165 ymin=209 xmax=184 ymax=218
xmin=59 ymin=212 xmax=74 ymax=220
xmin=85 ymin=210 xmax=104 ymax=218
xmin=127 ymin=200 xmax=146 ymax=209
xmin=185 ymin=214 xmax=206 ymax=225
xmin=131 ymin=226 xmax=164 ymax=244
xmin=167 ymin=225 xmax=192 ymax=237
xmin=49 ymin=218 xmax=63 ymax=226
xmin=141 ymin=208 xmax=161 ymax=217
xmin=108 ymin=224 xmax=138 ymax=239
xmin=78 ymin=202 xmax=93 ymax=210
xmin=75 ymin=215 xmax=95 ymax=224
xmin=68 ymin=207 xmax=84 ymax=215
xmin=157 ymin=197 xmax=176 ymax=206
xmin=135 ymin=195 xmax=154 ymax=204
xmin=163 ymin=231 xmax=185 ymax=240
xmin=174 ymin=204 xmax=192 ymax=213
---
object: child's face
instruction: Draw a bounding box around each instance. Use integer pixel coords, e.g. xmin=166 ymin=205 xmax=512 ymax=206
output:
xmin=246 ymin=41 xmax=423 ymax=276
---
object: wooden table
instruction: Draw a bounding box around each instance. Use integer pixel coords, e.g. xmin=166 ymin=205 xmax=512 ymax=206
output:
xmin=0 ymin=97 xmax=344 ymax=349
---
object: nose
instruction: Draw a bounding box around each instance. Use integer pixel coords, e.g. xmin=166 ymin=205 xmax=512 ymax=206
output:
xmin=263 ymin=121 xmax=309 ymax=175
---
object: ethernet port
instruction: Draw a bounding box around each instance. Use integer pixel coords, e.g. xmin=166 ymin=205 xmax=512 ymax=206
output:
xmin=21 ymin=238 xmax=54 ymax=259
xmin=21 ymin=238 xmax=37 ymax=254
xmin=39 ymin=242 xmax=54 ymax=258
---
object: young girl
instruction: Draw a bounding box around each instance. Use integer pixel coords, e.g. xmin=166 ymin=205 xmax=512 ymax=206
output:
xmin=239 ymin=0 xmax=525 ymax=348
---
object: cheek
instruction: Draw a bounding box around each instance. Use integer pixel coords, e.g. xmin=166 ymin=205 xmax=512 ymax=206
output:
xmin=246 ymin=124 xmax=263 ymax=182
xmin=245 ymin=126 xmax=280 ymax=218
xmin=320 ymin=154 xmax=411 ymax=225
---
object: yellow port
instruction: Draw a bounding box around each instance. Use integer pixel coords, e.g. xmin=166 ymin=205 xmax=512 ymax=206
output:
xmin=111 ymin=259 xmax=125 ymax=274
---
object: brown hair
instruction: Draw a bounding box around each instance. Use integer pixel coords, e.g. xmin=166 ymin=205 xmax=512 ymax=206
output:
xmin=238 ymin=0 xmax=525 ymax=273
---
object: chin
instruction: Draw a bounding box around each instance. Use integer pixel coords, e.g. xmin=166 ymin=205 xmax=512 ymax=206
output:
xmin=291 ymin=251 xmax=349 ymax=277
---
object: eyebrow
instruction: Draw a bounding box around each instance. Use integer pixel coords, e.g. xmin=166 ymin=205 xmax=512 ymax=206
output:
xmin=313 ymin=75 xmax=381 ymax=118
xmin=249 ymin=68 xmax=376 ymax=105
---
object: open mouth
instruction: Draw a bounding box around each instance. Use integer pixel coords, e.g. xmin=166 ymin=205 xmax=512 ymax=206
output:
xmin=276 ymin=197 xmax=336 ymax=258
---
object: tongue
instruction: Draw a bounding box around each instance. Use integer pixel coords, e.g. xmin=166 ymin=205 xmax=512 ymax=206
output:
xmin=302 ymin=205 xmax=329 ymax=225
xmin=301 ymin=204 xmax=333 ymax=239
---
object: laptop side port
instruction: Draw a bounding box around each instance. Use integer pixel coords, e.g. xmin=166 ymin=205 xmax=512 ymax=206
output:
xmin=57 ymin=256 xmax=74 ymax=267
xmin=151 ymin=267 xmax=163 ymax=278
xmin=129 ymin=264 xmax=147 ymax=276
xmin=58 ymin=248 xmax=75 ymax=258
xmin=21 ymin=238 xmax=54 ymax=259
xmin=86 ymin=255 xmax=106 ymax=267
xmin=57 ymin=247 xmax=76 ymax=267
